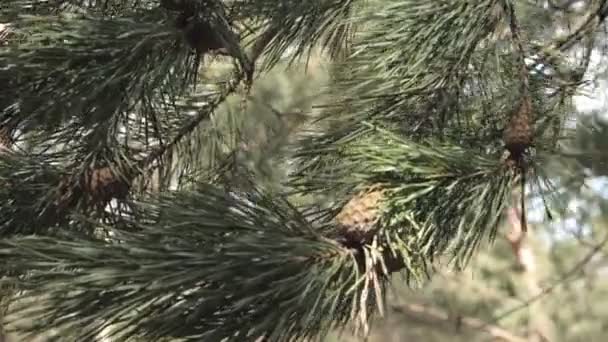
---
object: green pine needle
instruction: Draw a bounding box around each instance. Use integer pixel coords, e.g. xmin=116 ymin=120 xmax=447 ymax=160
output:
xmin=0 ymin=185 xmax=390 ymax=341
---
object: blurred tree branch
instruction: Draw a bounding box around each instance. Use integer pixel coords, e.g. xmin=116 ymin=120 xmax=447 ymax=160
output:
xmin=390 ymin=302 xmax=527 ymax=342
xmin=495 ymin=219 xmax=608 ymax=325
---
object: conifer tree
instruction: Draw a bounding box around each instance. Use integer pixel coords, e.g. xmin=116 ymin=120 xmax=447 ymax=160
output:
xmin=1 ymin=0 xmax=607 ymax=341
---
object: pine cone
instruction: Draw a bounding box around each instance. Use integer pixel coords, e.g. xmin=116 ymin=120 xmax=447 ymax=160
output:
xmin=80 ymin=166 xmax=130 ymax=204
xmin=335 ymin=185 xmax=386 ymax=248
xmin=503 ymin=95 xmax=533 ymax=158
xmin=53 ymin=166 xmax=130 ymax=213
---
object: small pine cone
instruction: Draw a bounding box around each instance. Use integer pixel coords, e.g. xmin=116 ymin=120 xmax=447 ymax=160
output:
xmin=503 ymin=96 xmax=533 ymax=158
xmin=335 ymin=185 xmax=386 ymax=248
xmin=81 ymin=166 xmax=130 ymax=204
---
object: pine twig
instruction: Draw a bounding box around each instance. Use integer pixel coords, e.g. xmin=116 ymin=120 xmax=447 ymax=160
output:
xmin=140 ymin=69 xmax=246 ymax=173
xmin=502 ymin=0 xmax=529 ymax=92
xmin=502 ymin=1 xmax=533 ymax=232
xmin=138 ymin=24 xmax=278 ymax=175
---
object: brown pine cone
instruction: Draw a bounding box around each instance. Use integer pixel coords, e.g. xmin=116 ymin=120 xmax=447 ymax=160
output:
xmin=53 ymin=166 xmax=130 ymax=213
xmin=335 ymin=185 xmax=386 ymax=248
xmin=503 ymin=95 xmax=533 ymax=159
xmin=80 ymin=166 xmax=130 ymax=204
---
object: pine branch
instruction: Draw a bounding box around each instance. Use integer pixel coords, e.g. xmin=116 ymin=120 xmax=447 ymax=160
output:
xmin=144 ymin=70 xmax=239 ymax=191
xmin=140 ymin=67 xmax=247 ymax=174
xmin=0 ymin=151 xmax=121 ymax=237
xmin=502 ymin=0 xmax=529 ymax=92
xmin=329 ymin=0 xmax=503 ymax=115
xmin=0 ymin=3 xmax=256 ymax=222
xmin=0 ymin=185 xmax=390 ymax=341
xmin=0 ymin=153 xmax=69 ymax=236
xmin=0 ymin=71 xmax=248 ymax=236
xmin=292 ymin=124 xmax=517 ymax=272
xmin=289 ymin=0 xmax=552 ymax=178
xmin=0 ymin=11 xmax=198 ymax=133
xmin=291 ymin=1 xmax=577 ymax=206
xmin=233 ymin=0 xmax=360 ymax=71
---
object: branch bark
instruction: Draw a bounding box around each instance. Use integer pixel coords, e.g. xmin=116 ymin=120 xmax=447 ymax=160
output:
xmin=505 ymin=205 xmax=557 ymax=342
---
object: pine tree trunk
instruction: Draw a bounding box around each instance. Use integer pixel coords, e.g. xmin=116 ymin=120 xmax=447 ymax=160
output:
xmin=506 ymin=206 xmax=557 ymax=342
